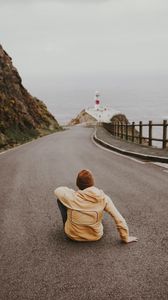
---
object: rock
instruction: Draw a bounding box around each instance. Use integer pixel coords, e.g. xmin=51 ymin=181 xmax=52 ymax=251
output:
xmin=0 ymin=45 xmax=61 ymax=149
xmin=68 ymin=109 xmax=97 ymax=126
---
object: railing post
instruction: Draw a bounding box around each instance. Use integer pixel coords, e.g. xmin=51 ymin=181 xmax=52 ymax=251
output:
xmin=121 ymin=123 xmax=123 ymax=139
xmin=112 ymin=123 xmax=114 ymax=135
xmin=132 ymin=122 xmax=135 ymax=142
xmin=126 ymin=123 xmax=128 ymax=140
xmin=117 ymin=122 xmax=120 ymax=137
xmin=148 ymin=120 xmax=152 ymax=146
xmin=162 ymin=120 xmax=167 ymax=149
xmin=139 ymin=121 xmax=142 ymax=144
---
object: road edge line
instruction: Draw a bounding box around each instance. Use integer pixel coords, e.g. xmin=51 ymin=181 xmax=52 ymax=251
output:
xmin=93 ymin=131 xmax=168 ymax=163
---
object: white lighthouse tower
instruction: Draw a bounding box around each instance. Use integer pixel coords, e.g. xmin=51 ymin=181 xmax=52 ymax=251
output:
xmin=95 ymin=91 xmax=100 ymax=110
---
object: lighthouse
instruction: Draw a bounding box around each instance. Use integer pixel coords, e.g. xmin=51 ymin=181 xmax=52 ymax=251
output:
xmin=95 ymin=91 xmax=100 ymax=110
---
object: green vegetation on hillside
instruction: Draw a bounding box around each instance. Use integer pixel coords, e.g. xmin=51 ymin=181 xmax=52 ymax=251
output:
xmin=0 ymin=45 xmax=61 ymax=150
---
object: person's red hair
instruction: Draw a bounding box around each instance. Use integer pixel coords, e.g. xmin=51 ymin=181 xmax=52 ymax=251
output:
xmin=76 ymin=169 xmax=94 ymax=190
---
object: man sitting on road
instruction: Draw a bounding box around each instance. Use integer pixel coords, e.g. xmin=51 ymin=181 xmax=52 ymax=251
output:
xmin=54 ymin=169 xmax=137 ymax=243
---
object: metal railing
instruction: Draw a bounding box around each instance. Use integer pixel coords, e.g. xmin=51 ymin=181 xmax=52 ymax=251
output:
xmin=103 ymin=120 xmax=168 ymax=149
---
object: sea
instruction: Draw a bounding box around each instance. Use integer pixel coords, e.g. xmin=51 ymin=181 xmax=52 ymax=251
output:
xmin=29 ymin=73 xmax=168 ymax=148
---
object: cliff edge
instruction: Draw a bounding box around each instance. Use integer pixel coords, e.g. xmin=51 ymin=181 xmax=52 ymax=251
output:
xmin=0 ymin=45 xmax=60 ymax=149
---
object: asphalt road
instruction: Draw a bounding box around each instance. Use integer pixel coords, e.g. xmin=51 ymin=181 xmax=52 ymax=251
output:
xmin=0 ymin=126 xmax=168 ymax=300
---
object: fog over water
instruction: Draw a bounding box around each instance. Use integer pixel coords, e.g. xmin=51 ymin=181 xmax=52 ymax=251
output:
xmin=0 ymin=0 xmax=168 ymax=125
xmin=27 ymin=73 xmax=168 ymax=125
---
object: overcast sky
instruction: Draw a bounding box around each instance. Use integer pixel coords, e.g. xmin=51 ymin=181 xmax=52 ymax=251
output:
xmin=0 ymin=0 xmax=168 ymax=121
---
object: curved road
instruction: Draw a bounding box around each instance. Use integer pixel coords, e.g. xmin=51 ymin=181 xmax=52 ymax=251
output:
xmin=0 ymin=126 xmax=168 ymax=300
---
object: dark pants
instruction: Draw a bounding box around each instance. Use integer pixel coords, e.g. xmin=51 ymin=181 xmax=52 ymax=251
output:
xmin=57 ymin=199 xmax=67 ymax=226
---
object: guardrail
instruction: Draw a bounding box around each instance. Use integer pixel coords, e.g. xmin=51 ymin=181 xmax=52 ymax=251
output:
xmin=103 ymin=120 xmax=168 ymax=149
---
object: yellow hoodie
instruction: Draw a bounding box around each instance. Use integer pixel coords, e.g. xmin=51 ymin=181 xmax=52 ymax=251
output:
xmin=54 ymin=186 xmax=129 ymax=242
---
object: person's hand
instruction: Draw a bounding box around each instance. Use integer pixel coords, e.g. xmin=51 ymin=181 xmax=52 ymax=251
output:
xmin=126 ymin=236 xmax=138 ymax=243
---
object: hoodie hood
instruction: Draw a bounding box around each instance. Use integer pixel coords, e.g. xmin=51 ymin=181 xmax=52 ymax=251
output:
xmin=76 ymin=186 xmax=105 ymax=203
xmin=54 ymin=186 xmax=106 ymax=211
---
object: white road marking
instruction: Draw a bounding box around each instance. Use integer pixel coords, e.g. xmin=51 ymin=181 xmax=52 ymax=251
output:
xmin=145 ymin=162 xmax=168 ymax=174
xmin=92 ymin=135 xmax=146 ymax=165
xmin=0 ymin=139 xmax=37 ymax=156
xmin=0 ymin=150 xmax=7 ymax=155
xmin=0 ymin=147 xmax=16 ymax=156
xmin=151 ymin=162 xmax=168 ymax=174
xmin=153 ymin=162 xmax=168 ymax=169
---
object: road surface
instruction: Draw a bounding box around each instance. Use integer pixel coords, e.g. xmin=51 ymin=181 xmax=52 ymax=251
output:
xmin=0 ymin=126 xmax=168 ymax=300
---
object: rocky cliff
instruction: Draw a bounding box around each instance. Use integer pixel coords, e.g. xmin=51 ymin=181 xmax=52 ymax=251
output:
xmin=68 ymin=109 xmax=97 ymax=126
xmin=0 ymin=45 xmax=60 ymax=149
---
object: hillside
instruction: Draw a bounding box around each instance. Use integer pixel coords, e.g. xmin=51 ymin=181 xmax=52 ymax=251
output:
xmin=0 ymin=45 xmax=60 ymax=150
xmin=68 ymin=109 xmax=97 ymax=126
